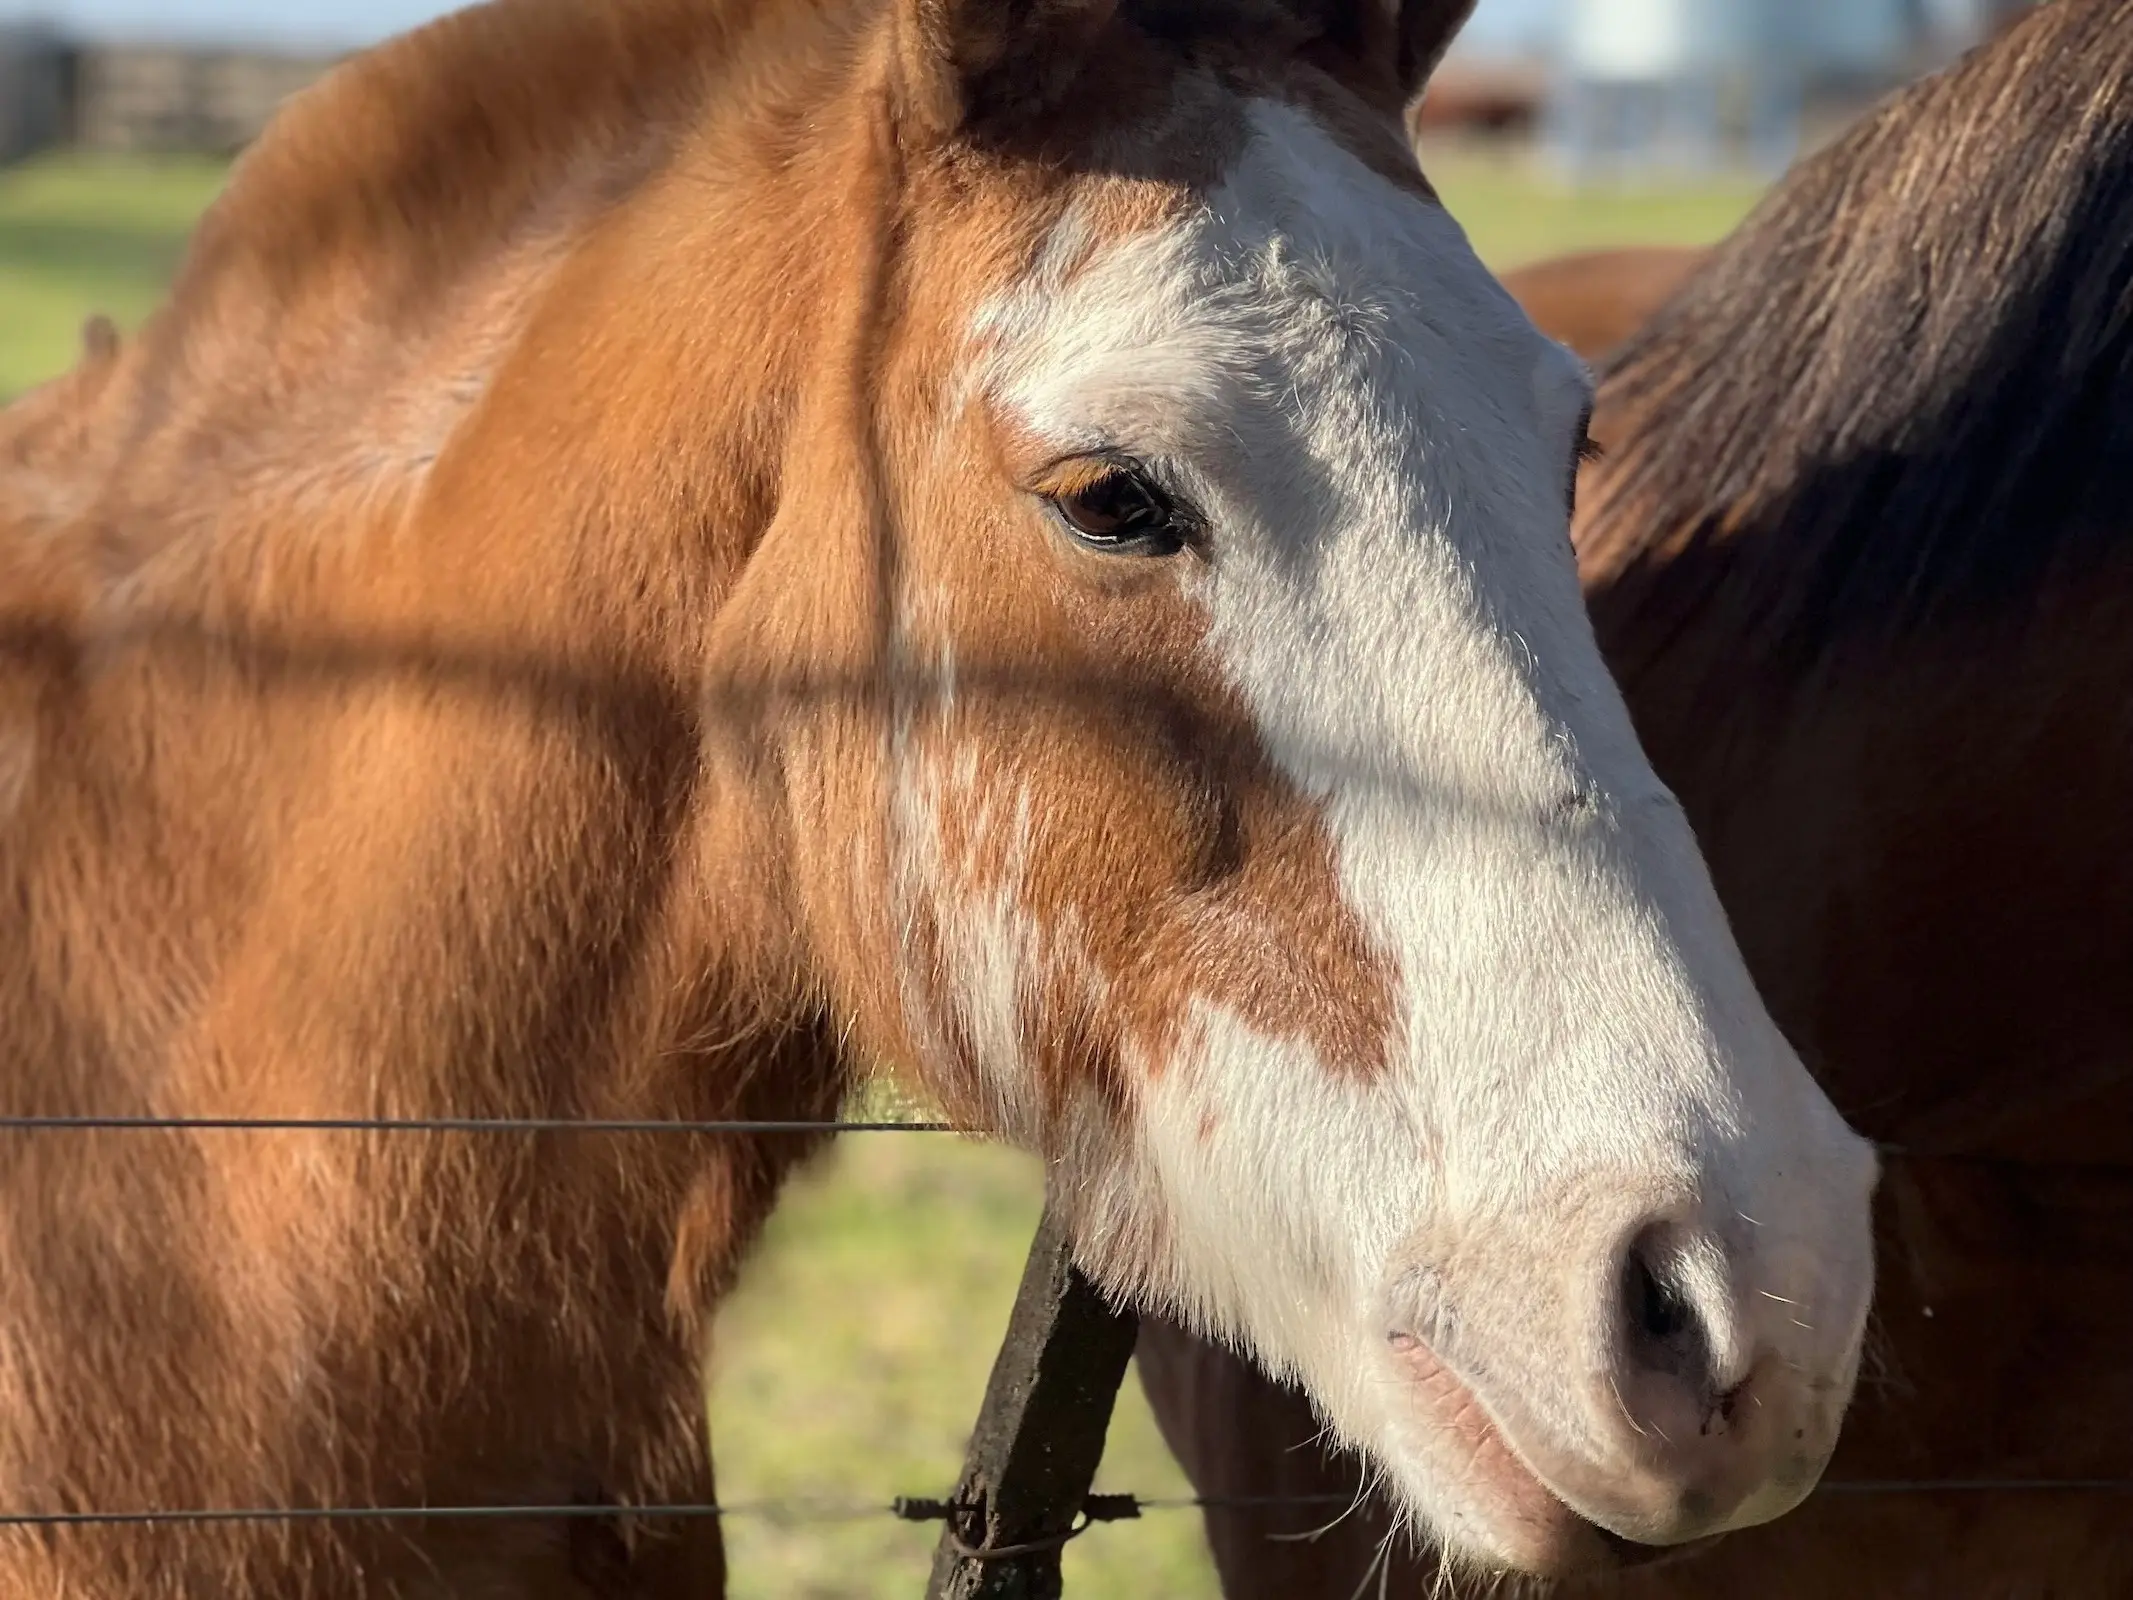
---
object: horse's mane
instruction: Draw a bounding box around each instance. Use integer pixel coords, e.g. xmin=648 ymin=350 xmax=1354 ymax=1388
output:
xmin=1581 ymin=0 xmax=2133 ymax=673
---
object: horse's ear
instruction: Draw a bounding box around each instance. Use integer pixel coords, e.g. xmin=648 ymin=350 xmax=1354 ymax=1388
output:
xmin=1397 ymin=0 xmax=1477 ymax=99
xmin=892 ymin=0 xmax=1122 ymax=137
xmin=1294 ymin=0 xmax=1477 ymax=108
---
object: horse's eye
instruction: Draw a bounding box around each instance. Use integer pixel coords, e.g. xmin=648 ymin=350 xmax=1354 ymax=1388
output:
xmin=1047 ymin=467 xmax=1189 ymax=557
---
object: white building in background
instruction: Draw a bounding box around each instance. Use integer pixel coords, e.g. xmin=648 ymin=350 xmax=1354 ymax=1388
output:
xmin=1563 ymin=0 xmax=1761 ymax=81
xmin=1549 ymin=0 xmax=1926 ymax=180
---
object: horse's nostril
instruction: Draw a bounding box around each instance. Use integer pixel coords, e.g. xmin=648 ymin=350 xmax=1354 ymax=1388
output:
xmin=1629 ymin=1251 xmax=1691 ymax=1343
xmin=1621 ymin=1230 xmax=1709 ymax=1383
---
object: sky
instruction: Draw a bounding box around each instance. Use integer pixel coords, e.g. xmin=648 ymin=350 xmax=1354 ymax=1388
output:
xmin=1 ymin=0 xmax=1557 ymax=56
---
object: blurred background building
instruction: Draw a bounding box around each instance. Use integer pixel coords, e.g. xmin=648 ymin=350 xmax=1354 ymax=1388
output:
xmin=1538 ymin=0 xmax=2029 ymax=178
xmin=1417 ymin=0 xmax=2036 ymax=181
xmin=0 ymin=0 xmax=2043 ymax=171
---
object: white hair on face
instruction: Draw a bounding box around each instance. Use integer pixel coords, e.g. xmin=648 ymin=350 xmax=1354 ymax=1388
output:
xmin=939 ymin=94 xmax=1870 ymax=1565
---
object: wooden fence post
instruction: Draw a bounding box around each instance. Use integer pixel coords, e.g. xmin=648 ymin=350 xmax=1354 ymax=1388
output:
xmin=921 ymin=1197 xmax=1140 ymax=1600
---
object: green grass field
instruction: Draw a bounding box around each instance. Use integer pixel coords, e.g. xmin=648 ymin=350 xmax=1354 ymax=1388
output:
xmin=0 ymin=156 xmax=227 ymax=398
xmin=0 ymin=145 xmax=1765 ymax=1599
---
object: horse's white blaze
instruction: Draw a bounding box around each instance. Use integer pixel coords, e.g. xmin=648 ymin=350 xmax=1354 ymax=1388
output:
xmin=953 ymin=96 xmax=1875 ymax=1562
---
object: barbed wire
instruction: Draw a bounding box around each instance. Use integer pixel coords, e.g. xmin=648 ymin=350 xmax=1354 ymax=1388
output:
xmin=0 ymin=1494 xmax=1336 ymax=1533
xmin=0 ymin=1116 xmax=960 ymax=1135
xmin=5 ymin=1479 xmax=2131 ymax=1533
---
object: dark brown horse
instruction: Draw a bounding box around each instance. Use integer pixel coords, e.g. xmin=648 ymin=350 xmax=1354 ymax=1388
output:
xmin=1139 ymin=0 xmax=2133 ymax=1592
xmin=1498 ymin=246 xmax=1705 ymax=364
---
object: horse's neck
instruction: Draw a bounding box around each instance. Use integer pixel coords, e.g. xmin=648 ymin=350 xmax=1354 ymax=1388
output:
xmin=1589 ymin=535 xmax=2133 ymax=1163
xmin=0 ymin=0 xmax=886 ymax=1125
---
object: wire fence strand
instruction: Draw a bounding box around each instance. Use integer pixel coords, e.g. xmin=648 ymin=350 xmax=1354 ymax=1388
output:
xmin=8 ymin=1479 xmax=2133 ymax=1533
xmin=0 ymin=1116 xmax=960 ymax=1135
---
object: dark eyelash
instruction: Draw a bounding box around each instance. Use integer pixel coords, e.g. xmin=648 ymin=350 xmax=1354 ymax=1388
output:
xmin=1577 ymin=434 xmax=1607 ymax=466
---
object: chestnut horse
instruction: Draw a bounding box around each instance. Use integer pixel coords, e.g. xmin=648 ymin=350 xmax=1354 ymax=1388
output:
xmin=1497 ymin=246 xmax=1705 ymax=364
xmin=0 ymin=0 xmax=1873 ymax=1594
xmin=1138 ymin=0 xmax=2133 ymax=1593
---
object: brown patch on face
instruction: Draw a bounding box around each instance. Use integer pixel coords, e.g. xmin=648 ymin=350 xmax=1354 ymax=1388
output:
xmin=854 ymin=157 xmax=1401 ymax=1134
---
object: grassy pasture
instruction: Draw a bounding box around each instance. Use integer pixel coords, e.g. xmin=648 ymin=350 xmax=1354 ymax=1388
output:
xmin=0 ymin=144 xmax=1764 ymax=1598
